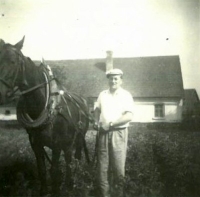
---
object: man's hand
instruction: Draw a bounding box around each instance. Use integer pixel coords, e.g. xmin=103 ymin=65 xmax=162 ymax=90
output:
xmin=93 ymin=122 xmax=99 ymax=130
xmin=101 ymin=122 xmax=110 ymax=131
xmin=93 ymin=121 xmax=111 ymax=132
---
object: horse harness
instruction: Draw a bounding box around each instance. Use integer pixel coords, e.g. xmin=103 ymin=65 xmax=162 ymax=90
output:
xmin=17 ymin=63 xmax=91 ymax=133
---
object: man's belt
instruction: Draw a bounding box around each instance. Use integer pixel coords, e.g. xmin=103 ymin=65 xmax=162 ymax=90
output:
xmin=109 ymin=127 xmax=126 ymax=131
xmin=100 ymin=127 xmax=126 ymax=132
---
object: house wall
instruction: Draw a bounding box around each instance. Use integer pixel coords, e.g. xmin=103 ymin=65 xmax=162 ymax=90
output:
xmin=0 ymin=107 xmax=17 ymax=120
xmin=133 ymin=99 xmax=183 ymax=123
xmin=89 ymin=97 xmax=183 ymax=123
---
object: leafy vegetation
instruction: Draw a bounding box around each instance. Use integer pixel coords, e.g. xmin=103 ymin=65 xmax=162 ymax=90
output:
xmin=0 ymin=122 xmax=200 ymax=196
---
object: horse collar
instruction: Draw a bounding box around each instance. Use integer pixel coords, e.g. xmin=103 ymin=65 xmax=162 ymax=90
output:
xmin=17 ymin=66 xmax=61 ymax=129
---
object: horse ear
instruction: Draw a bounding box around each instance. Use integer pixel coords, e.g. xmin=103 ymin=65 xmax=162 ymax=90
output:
xmin=14 ymin=36 xmax=25 ymax=50
xmin=0 ymin=38 xmax=5 ymax=46
xmin=41 ymin=57 xmax=46 ymax=64
xmin=0 ymin=39 xmax=5 ymax=48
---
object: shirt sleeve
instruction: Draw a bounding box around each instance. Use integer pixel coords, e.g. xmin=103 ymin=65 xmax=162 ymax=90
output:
xmin=94 ymin=92 xmax=101 ymax=110
xmin=123 ymin=92 xmax=134 ymax=114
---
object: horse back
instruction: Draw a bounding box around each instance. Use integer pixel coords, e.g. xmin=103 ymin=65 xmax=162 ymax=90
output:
xmin=58 ymin=93 xmax=89 ymax=132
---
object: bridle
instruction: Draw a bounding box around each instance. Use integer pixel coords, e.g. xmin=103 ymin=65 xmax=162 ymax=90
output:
xmin=0 ymin=78 xmax=13 ymax=89
xmin=0 ymin=48 xmax=51 ymax=100
xmin=0 ymin=48 xmax=29 ymax=99
xmin=0 ymin=46 xmax=56 ymax=128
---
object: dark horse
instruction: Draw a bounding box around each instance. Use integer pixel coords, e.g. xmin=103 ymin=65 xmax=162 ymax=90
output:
xmin=0 ymin=37 xmax=90 ymax=196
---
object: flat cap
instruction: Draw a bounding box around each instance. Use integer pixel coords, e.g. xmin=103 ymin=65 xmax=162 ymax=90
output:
xmin=106 ymin=68 xmax=123 ymax=77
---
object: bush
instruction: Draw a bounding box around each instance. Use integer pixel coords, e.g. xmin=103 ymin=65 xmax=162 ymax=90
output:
xmin=125 ymin=126 xmax=200 ymax=197
xmin=1 ymin=126 xmax=200 ymax=196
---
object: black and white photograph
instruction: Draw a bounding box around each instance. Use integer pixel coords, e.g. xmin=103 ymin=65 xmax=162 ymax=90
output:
xmin=0 ymin=0 xmax=200 ymax=196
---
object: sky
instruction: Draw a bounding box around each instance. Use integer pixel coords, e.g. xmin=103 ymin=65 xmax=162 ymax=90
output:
xmin=0 ymin=0 xmax=200 ymax=95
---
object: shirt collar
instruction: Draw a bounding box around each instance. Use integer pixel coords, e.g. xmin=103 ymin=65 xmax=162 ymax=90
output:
xmin=108 ymin=87 xmax=123 ymax=95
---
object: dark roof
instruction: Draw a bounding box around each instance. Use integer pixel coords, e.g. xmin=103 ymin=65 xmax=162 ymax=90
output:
xmin=183 ymin=89 xmax=200 ymax=113
xmin=184 ymin=89 xmax=199 ymax=103
xmin=42 ymin=55 xmax=184 ymax=98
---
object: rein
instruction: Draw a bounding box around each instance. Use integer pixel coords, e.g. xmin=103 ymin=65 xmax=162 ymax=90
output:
xmin=55 ymin=78 xmax=94 ymax=123
xmin=20 ymin=80 xmax=48 ymax=95
xmin=0 ymin=78 xmax=13 ymax=89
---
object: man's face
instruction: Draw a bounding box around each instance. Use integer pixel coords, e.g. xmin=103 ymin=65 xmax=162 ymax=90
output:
xmin=108 ymin=75 xmax=122 ymax=91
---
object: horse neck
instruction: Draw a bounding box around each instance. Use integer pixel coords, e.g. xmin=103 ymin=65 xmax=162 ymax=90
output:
xmin=19 ymin=59 xmax=53 ymax=118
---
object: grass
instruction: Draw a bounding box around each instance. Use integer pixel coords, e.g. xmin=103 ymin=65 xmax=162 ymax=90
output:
xmin=0 ymin=122 xmax=200 ymax=196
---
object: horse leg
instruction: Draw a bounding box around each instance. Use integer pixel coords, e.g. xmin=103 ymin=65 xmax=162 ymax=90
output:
xmin=28 ymin=134 xmax=48 ymax=196
xmin=83 ymin=136 xmax=90 ymax=163
xmin=75 ymin=133 xmax=90 ymax=163
xmin=50 ymin=147 xmax=61 ymax=196
xmin=75 ymin=133 xmax=83 ymax=160
xmin=63 ymin=149 xmax=73 ymax=192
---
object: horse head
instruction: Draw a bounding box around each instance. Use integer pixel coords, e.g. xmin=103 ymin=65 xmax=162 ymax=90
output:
xmin=0 ymin=36 xmax=26 ymax=104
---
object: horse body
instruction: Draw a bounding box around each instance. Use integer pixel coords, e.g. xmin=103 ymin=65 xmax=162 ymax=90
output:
xmin=0 ymin=37 xmax=90 ymax=196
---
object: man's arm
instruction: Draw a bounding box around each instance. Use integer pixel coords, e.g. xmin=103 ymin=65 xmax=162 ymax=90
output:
xmin=93 ymin=107 xmax=101 ymax=129
xmin=101 ymin=111 xmax=133 ymax=131
xmin=111 ymin=111 xmax=133 ymax=128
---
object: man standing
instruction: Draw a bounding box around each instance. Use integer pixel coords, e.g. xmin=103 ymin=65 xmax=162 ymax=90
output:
xmin=93 ymin=68 xmax=134 ymax=197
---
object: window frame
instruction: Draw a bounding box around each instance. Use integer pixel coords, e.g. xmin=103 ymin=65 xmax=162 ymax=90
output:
xmin=154 ymin=103 xmax=165 ymax=119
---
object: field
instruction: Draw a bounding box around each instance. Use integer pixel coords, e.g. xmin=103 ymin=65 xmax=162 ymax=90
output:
xmin=0 ymin=122 xmax=200 ymax=197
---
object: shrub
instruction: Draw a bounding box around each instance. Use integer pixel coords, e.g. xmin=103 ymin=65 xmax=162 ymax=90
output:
xmin=125 ymin=125 xmax=200 ymax=197
xmin=1 ymin=126 xmax=200 ymax=196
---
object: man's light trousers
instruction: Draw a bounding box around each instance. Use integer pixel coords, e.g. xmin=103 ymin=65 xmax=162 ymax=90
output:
xmin=97 ymin=128 xmax=128 ymax=197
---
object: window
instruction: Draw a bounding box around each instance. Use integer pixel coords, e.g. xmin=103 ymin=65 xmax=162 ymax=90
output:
xmin=154 ymin=104 xmax=165 ymax=118
xmin=5 ymin=110 xmax=11 ymax=116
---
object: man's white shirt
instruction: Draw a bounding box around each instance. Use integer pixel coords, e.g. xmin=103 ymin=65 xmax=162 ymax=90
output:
xmin=95 ymin=88 xmax=134 ymax=129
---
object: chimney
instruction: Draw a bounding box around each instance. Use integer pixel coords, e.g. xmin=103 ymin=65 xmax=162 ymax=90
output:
xmin=106 ymin=51 xmax=113 ymax=72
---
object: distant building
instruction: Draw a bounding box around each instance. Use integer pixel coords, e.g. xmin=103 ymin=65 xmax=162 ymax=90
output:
xmin=183 ymin=89 xmax=200 ymax=117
